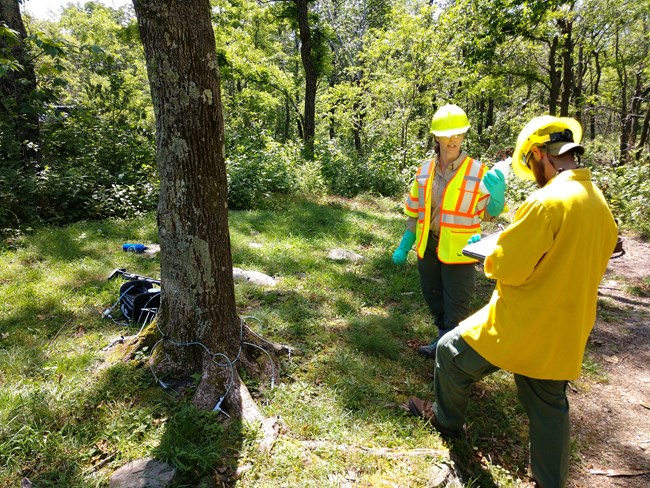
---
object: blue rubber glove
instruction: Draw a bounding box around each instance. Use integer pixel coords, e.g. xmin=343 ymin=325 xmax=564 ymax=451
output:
xmin=392 ymin=229 xmax=416 ymax=265
xmin=467 ymin=234 xmax=482 ymax=244
xmin=482 ymin=168 xmax=506 ymax=216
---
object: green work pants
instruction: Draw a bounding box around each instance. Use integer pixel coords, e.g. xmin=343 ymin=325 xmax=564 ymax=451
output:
xmin=433 ymin=328 xmax=570 ymax=488
xmin=417 ymin=232 xmax=475 ymax=336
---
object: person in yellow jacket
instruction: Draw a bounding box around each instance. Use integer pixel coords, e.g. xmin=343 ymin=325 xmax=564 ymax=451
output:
xmin=407 ymin=116 xmax=618 ymax=488
xmin=392 ymin=104 xmax=507 ymax=358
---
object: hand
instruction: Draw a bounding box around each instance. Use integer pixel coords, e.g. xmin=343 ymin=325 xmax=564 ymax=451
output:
xmin=467 ymin=234 xmax=482 ymax=245
xmin=482 ymin=168 xmax=506 ymax=216
xmin=392 ymin=229 xmax=416 ymax=265
xmin=392 ymin=248 xmax=408 ymax=265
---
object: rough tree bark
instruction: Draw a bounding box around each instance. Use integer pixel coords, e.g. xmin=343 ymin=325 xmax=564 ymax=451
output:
xmin=0 ymin=0 xmax=40 ymax=165
xmin=132 ymin=0 xmax=286 ymax=421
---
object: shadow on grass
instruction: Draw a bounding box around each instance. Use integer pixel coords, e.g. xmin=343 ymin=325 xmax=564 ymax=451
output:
xmin=231 ymin=197 xmax=397 ymax=243
xmin=1 ymin=196 xmax=527 ymax=485
xmin=2 ymin=358 xmax=244 ymax=487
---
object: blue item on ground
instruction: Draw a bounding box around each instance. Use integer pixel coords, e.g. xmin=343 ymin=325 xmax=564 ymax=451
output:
xmin=123 ymin=243 xmax=147 ymax=253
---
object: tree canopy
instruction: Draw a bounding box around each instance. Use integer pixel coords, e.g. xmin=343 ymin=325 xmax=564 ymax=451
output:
xmin=0 ymin=0 xmax=649 ymax=233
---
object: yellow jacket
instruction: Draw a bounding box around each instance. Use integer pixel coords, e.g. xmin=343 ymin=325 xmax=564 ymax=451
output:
xmin=460 ymin=169 xmax=617 ymax=380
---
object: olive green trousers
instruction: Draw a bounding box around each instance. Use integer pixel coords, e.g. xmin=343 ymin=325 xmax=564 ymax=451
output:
xmin=433 ymin=329 xmax=570 ymax=488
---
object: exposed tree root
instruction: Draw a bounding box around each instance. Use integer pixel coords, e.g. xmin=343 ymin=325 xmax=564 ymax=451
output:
xmin=104 ymin=318 xmax=290 ymax=450
xmin=298 ymin=440 xmax=450 ymax=460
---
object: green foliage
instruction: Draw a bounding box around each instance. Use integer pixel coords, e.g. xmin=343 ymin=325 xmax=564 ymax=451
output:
xmin=2 ymin=0 xmax=649 ymax=244
xmin=227 ymin=137 xmax=300 ymax=210
xmin=592 ymin=158 xmax=650 ymax=234
xmin=318 ymin=141 xmax=411 ymax=198
xmin=4 ymin=4 xmax=159 ymax=230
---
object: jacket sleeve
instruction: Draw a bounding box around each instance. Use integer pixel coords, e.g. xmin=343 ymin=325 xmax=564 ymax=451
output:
xmin=484 ymin=199 xmax=553 ymax=286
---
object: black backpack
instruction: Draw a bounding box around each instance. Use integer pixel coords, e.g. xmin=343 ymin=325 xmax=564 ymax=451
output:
xmin=119 ymin=280 xmax=161 ymax=325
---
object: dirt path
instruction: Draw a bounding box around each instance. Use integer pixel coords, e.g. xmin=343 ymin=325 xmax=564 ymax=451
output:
xmin=568 ymin=234 xmax=650 ymax=488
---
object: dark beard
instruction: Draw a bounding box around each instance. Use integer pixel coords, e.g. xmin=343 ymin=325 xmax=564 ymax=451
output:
xmin=532 ymin=158 xmax=549 ymax=187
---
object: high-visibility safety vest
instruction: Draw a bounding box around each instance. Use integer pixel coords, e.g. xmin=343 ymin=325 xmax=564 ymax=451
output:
xmin=404 ymin=156 xmax=489 ymax=264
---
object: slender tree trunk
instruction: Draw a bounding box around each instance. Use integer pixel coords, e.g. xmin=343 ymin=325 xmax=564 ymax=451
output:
xmin=628 ymin=75 xmax=642 ymax=151
xmin=295 ymin=0 xmax=317 ymax=160
xmin=486 ymin=98 xmax=494 ymax=129
xmin=283 ymin=96 xmax=290 ymax=141
xmin=637 ymin=100 xmax=650 ymax=160
xmin=559 ymin=17 xmax=573 ymax=117
xmin=132 ymin=0 xmax=256 ymax=416
xmin=590 ymin=50 xmax=602 ymax=140
xmin=574 ymin=45 xmax=584 ymax=125
xmin=477 ymin=98 xmax=485 ymax=135
xmin=352 ymin=75 xmax=364 ymax=156
xmin=0 ymin=0 xmax=40 ymax=165
xmin=548 ymin=36 xmax=560 ymax=116
xmin=615 ymin=27 xmax=631 ymax=160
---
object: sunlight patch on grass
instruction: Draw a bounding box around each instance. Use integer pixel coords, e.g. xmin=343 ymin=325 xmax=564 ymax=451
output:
xmin=0 ymin=197 xmax=551 ymax=486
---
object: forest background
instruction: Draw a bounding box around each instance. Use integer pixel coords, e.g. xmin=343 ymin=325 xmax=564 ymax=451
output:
xmin=1 ymin=1 xmax=650 ymax=487
xmin=1 ymin=0 xmax=650 ymax=237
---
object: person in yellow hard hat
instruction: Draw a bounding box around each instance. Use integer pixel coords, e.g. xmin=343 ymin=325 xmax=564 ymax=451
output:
xmin=407 ymin=116 xmax=618 ymax=487
xmin=392 ymin=104 xmax=507 ymax=358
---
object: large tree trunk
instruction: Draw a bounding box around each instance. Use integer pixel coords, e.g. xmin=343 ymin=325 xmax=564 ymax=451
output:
xmin=132 ymin=0 xmax=259 ymax=419
xmin=295 ymin=0 xmax=317 ymax=160
xmin=0 ymin=0 xmax=40 ymax=165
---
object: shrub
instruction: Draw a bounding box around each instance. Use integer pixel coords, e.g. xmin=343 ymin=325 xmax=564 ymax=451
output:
xmin=226 ymin=139 xmax=299 ymax=210
xmin=317 ymin=140 xmax=413 ymax=198
xmin=592 ymin=158 xmax=650 ymax=234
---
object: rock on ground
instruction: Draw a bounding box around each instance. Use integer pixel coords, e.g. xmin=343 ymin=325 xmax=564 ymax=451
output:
xmin=109 ymin=457 xmax=176 ymax=488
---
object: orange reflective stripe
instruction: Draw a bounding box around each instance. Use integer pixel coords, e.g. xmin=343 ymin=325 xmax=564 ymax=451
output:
xmin=451 ymin=158 xmax=484 ymax=215
xmin=405 ymin=203 xmax=418 ymax=214
xmin=436 ymin=157 xmax=486 ymax=263
xmin=410 ymin=156 xmax=487 ymax=261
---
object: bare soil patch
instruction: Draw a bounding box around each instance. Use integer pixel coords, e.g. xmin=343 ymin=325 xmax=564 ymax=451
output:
xmin=568 ymin=234 xmax=650 ymax=488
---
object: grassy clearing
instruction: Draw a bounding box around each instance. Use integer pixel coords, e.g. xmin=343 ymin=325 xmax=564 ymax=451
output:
xmin=0 ymin=195 xmax=605 ymax=487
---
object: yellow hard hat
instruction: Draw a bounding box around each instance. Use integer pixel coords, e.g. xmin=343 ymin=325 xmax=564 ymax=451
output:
xmin=512 ymin=115 xmax=584 ymax=180
xmin=430 ymin=104 xmax=470 ymax=137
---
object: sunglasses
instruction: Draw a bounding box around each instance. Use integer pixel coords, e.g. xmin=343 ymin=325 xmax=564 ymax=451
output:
xmin=523 ymin=148 xmax=544 ymax=169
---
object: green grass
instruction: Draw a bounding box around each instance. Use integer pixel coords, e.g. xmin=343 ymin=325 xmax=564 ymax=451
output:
xmin=0 ymin=194 xmax=593 ymax=487
xmin=625 ymin=277 xmax=650 ymax=297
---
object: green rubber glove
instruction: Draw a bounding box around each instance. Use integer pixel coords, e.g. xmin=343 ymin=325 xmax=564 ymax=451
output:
xmin=392 ymin=229 xmax=416 ymax=265
xmin=467 ymin=234 xmax=482 ymax=244
xmin=483 ymin=168 xmax=506 ymax=216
